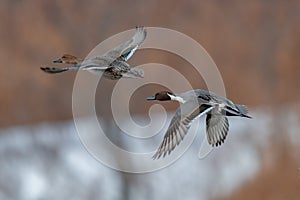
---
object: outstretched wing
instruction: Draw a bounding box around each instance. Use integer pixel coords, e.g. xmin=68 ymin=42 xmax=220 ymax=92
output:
xmin=206 ymin=114 xmax=229 ymax=147
xmin=104 ymin=26 xmax=147 ymax=61
xmin=153 ymin=103 xmax=213 ymax=159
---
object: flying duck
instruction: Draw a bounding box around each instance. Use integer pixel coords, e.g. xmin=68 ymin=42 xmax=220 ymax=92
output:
xmin=147 ymin=90 xmax=251 ymax=159
xmin=41 ymin=26 xmax=147 ymax=79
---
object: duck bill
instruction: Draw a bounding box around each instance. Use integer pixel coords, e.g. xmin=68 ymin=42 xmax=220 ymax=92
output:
xmin=146 ymin=96 xmax=156 ymax=101
xmin=53 ymin=58 xmax=62 ymax=63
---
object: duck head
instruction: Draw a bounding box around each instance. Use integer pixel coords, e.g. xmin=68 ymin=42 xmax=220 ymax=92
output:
xmin=53 ymin=54 xmax=82 ymax=64
xmin=147 ymin=91 xmax=175 ymax=101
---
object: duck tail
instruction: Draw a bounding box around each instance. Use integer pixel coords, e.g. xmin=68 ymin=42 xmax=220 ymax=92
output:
xmin=236 ymin=104 xmax=252 ymax=118
xmin=122 ymin=68 xmax=144 ymax=78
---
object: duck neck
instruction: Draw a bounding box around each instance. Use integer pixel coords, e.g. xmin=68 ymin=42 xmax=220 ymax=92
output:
xmin=169 ymin=94 xmax=186 ymax=104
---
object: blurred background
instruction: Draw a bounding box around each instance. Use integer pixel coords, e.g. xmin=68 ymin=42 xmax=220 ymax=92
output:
xmin=0 ymin=0 xmax=300 ymax=199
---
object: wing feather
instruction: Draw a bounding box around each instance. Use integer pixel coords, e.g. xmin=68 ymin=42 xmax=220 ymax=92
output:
xmin=104 ymin=26 xmax=147 ymax=61
xmin=153 ymin=104 xmax=213 ymax=159
xmin=206 ymin=114 xmax=229 ymax=147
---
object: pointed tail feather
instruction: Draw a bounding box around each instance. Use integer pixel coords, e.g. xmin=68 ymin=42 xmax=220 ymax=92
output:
xmin=236 ymin=104 xmax=252 ymax=118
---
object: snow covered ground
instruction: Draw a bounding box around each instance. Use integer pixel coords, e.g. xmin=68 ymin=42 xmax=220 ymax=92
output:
xmin=0 ymin=109 xmax=298 ymax=200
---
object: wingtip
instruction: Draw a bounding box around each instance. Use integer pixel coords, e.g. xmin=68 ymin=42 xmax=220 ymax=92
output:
xmin=152 ymin=151 xmax=163 ymax=160
xmin=135 ymin=26 xmax=146 ymax=33
xmin=135 ymin=25 xmax=144 ymax=29
xmin=152 ymin=154 xmax=158 ymax=160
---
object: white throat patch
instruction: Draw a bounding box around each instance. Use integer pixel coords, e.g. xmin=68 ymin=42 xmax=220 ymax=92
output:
xmin=168 ymin=94 xmax=186 ymax=104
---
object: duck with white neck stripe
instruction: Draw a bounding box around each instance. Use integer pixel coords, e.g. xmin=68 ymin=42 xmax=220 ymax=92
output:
xmin=147 ymin=90 xmax=251 ymax=159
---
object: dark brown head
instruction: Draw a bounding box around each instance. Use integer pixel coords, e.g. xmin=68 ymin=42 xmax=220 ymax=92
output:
xmin=53 ymin=54 xmax=82 ymax=64
xmin=147 ymin=91 xmax=175 ymax=101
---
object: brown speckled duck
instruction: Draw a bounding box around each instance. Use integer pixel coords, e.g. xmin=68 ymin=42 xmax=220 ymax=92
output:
xmin=41 ymin=26 xmax=147 ymax=79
